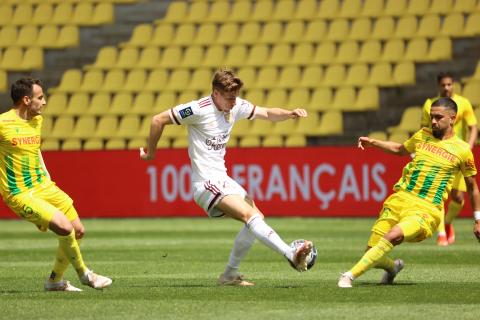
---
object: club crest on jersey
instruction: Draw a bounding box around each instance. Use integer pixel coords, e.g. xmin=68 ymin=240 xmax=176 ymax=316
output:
xmin=179 ymin=107 xmax=193 ymax=119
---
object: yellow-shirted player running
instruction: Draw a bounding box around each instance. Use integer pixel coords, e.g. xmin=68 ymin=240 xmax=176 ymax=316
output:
xmin=421 ymin=72 xmax=478 ymax=246
xmin=0 ymin=78 xmax=112 ymax=291
xmin=338 ymin=97 xmax=480 ymax=288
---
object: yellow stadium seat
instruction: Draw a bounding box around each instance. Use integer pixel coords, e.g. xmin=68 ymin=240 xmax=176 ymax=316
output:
xmin=165 ymin=70 xmax=190 ymax=91
xmin=194 ymin=23 xmax=217 ymax=45
xmin=245 ymin=89 xmax=265 ymax=106
xmin=62 ymin=139 xmax=82 ymax=151
xmin=388 ymin=106 xmax=422 ymax=133
xmin=369 ymin=62 xmax=394 ymax=86
xmin=358 ymin=40 xmax=382 ymax=63
xmin=56 ymin=25 xmax=79 ymax=48
xmin=203 ymin=45 xmax=226 ymax=68
xmin=50 ymin=116 xmax=75 ymax=139
xmin=251 ymin=0 xmax=274 ymax=22
xmin=0 ymin=70 xmax=6 ymax=93
xmin=264 ymin=89 xmax=287 ymax=107
xmin=259 ymin=22 xmax=283 ymax=44
xmin=371 ymin=17 xmax=395 ymax=40
xmin=137 ymin=47 xmax=160 ymax=69
xmin=150 ymin=24 xmax=174 ymax=47
xmin=121 ymin=24 xmax=152 ymax=48
xmin=335 ymin=41 xmax=359 ymax=64
xmin=86 ymin=46 xmax=117 ymax=70
xmin=122 ymin=69 xmax=147 ymax=93
xmin=453 ymin=0 xmax=477 ymax=13
xmin=161 ymin=1 xmax=187 ymax=23
xmin=304 ymin=20 xmax=327 ymax=43
xmin=42 ymin=116 xmax=53 ymax=138
xmin=94 ymin=116 xmax=118 ymax=139
xmin=237 ymin=67 xmax=257 ymax=88
xmin=295 ymin=112 xmax=320 ymax=134
xmin=368 ymin=131 xmax=387 ymax=140
xmin=246 ymin=44 xmax=270 ymax=67
xmin=312 ymin=42 xmax=336 ymax=65
xmin=185 ymin=1 xmax=208 ymax=23
xmin=230 ymin=119 xmax=252 ymax=138
xmin=272 ymin=0 xmax=295 ymax=21
xmin=170 ymin=137 xmax=187 ymax=148
xmin=394 ymin=16 xmax=417 ymax=39
xmin=87 ymin=93 xmax=111 ymax=116
xmin=349 ymin=18 xmax=372 ymax=41
xmin=404 ymin=38 xmax=429 ymax=62
xmin=441 ymin=13 xmax=465 ymax=37
xmin=109 ymin=93 xmax=133 ymax=115
xmin=159 ymin=47 xmax=183 ymax=68
xmin=105 ymin=138 xmax=126 ymax=150
xmin=83 ymin=139 xmax=104 ymax=150
xmin=239 ymin=136 xmax=261 ymax=147
xmin=216 ymin=23 xmax=239 ymax=46
xmin=229 ymin=0 xmax=251 ymax=22
xmin=190 ymin=69 xmax=212 ymax=91
xmin=0 ymin=26 xmax=17 ymax=48
xmin=72 ymin=2 xmax=93 ymax=25
xmin=31 ymin=3 xmax=53 ymax=26
xmin=11 ymin=3 xmax=33 ymax=26
xmin=51 ymin=3 xmax=73 ymax=25
xmin=299 ymin=66 xmax=323 ymax=88
xmin=327 ymin=19 xmax=349 ymax=41
xmin=430 ymin=0 xmax=453 ymax=14
xmin=464 ymin=12 xmax=480 ymax=36
xmin=115 ymin=48 xmax=139 ymax=69
xmin=0 ymin=47 xmax=23 ymax=71
xmin=42 ymin=139 xmax=60 ymax=151
xmin=384 ymin=0 xmax=407 ymax=15
xmin=293 ymin=0 xmax=317 ymax=20
xmin=163 ymin=125 xmax=187 ymax=139
xmin=308 ymin=88 xmax=332 ymax=111
xmin=382 ymin=39 xmax=405 ymax=62
xmin=262 ymin=135 xmax=283 ymax=147
xmin=71 ymin=116 xmax=96 ymax=140
xmin=224 ymin=45 xmax=248 ymax=68
xmin=322 ymin=65 xmax=346 ymax=87
xmin=91 ymin=3 xmax=114 ymax=25
xmin=339 ymin=0 xmax=362 ymax=18
xmin=36 ymin=25 xmax=59 ymax=48
xmin=206 ymin=0 xmax=230 ymax=22
xmin=285 ymin=135 xmax=306 ymax=147
xmin=66 ymin=93 xmax=89 ymax=116
xmin=21 ymin=47 xmax=43 ymax=71
xmin=428 ymin=37 xmax=452 ymax=61
xmin=255 ymin=67 xmax=278 ymax=89
xmin=45 ymin=93 xmax=67 ymax=116
xmin=290 ymin=43 xmax=315 ymax=66
xmin=152 ymin=92 xmax=176 ymax=114
xmin=463 ymin=81 xmax=480 ymax=107
xmin=144 ymin=69 xmax=168 ymax=92
xmin=356 ymin=86 xmax=379 ymax=110
xmin=361 ymin=0 xmax=384 ymax=17
xmin=116 ymin=115 xmax=140 ymax=138
xmin=389 ymin=131 xmax=409 ymax=143
xmin=130 ymin=93 xmax=154 ymax=115
xmin=101 ymin=70 xmax=125 ymax=92
xmin=50 ymin=69 xmax=82 ymax=93
xmin=272 ymin=118 xmax=297 ymax=135
xmin=127 ymin=138 xmax=147 ymax=150
xmin=277 ymin=66 xmax=301 ymax=89
xmin=286 ymin=88 xmax=310 ymax=109
xmin=332 ymin=87 xmax=356 ymax=111
xmin=316 ymin=111 xmax=343 ymax=136
xmin=172 ymin=24 xmax=196 ymax=46
xmin=282 ymin=21 xmax=305 ymax=43
xmin=238 ymin=22 xmax=261 ymax=45
xmin=317 ymin=0 xmax=340 ymax=18
xmin=15 ymin=25 xmax=38 ymax=47
xmin=345 ymin=64 xmax=369 ymax=86
xmin=180 ymin=46 xmax=204 ymax=68
xmin=0 ymin=5 xmax=13 ymax=26
xmin=465 ymin=62 xmax=480 ymax=81
xmin=417 ymin=14 xmax=441 ymax=38
xmin=393 ymin=62 xmax=415 ymax=85
xmin=406 ymin=0 xmax=430 ymax=15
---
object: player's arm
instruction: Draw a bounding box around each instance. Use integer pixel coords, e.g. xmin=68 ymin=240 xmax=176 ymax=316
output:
xmin=140 ymin=110 xmax=173 ymax=161
xmin=254 ymin=106 xmax=307 ymax=122
xmin=464 ymin=175 xmax=480 ymax=240
xmin=357 ymin=137 xmax=409 ymax=156
xmin=467 ymin=124 xmax=478 ymax=149
xmin=38 ymin=150 xmax=51 ymax=179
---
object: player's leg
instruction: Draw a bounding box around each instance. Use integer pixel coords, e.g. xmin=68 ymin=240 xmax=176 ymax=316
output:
xmin=445 ymin=189 xmax=464 ymax=244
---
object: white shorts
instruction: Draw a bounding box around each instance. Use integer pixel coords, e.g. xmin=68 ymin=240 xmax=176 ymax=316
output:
xmin=193 ymin=176 xmax=247 ymax=217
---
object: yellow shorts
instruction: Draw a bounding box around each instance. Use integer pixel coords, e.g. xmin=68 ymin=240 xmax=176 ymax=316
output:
xmin=451 ymin=171 xmax=466 ymax=192
xmin=369 ymin=191 xmax=442 ymax=244
xmin=4 ymin=182 xmax=77 ymax=232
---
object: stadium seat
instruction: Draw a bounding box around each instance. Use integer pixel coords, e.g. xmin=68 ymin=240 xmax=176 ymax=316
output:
xmin=282 ymin=21 xmax=305 ymax=43
xmin=308 ymin=88 xmax=333 ymax=111
xmin=277 ymin=66 xmax=301 ymax=89
xmin=202 ymin=45 xmax=225 ymax=68
xmin=122 ymin=69 xmax=147 ymax=93
xmin=91 ymin=3 xmax=114 ymax=25
xmin=286 ymin=88 xmax=310 ymax=109
xmin=0 ymin=70 xmax=6 ymax=93
xmin=137 ymin=47 xmax=160 ymax=69
xmin=462 ymin=81 xmax=480 ymax=107
xmin=230 ymin=119 xmax=252 ymax=138
xmin=159 ymin=47 xmax=183 ymax=68
xmin=121 ymin=24 xmax=153 ymax=48
xmin=216 ymin=23 xmax=239 ymax=45
xmin=345 ymin=64 xmax=369 ymax=86
xmin=404 ymin=38 xmax=429 ymax=62
xmin=72 ymin=116 xmax=96 ymax=139
xmin=109 ymin=93 xmax=133 ymax=115
xmin=45 ymin=93 xmax=67 ymax=116
xmin=94 ymin=116 xmax=118 ymax=139
xmin=285 ymin=135 xmax=306 ymax=147
xmin=72 ymin=2 xmax=93 ymax=25
xmin=293 ymin=0 xmax=317 ymax=20
xmin=228 ymin=0 xmax=251 ymax=22
xmin=268 ymin=44 xmax=292 ymax=66
xmin=50 ymin=69 xmax=82 ymax=93
xmin=41 ymin=139 xmax=60 ymax=151
xmin=339 ymin=0 xmax=362 ymax=18
xmin=239 ymin=136 xmax=261 ymax=147
xmin=51 ymin=3 xmax=73 ymax=25
xmin=0 ymin=26 xmax=17 ymax=48
xmin=355 ymin=86 xmax=379 ymax=110
xmin=15 ymin=25 xmax=38 ymax=47
xmin=150 ymin=24 xmax=174 ymax=47
xmin=0 ymin=47 xmax=23 ymax=71
xmin=190 ymin=69 xmax=213 ymax=91
xmin=393 ymin=62 xmax=415 ymax=85
xmin=371 ymin=17 xmax=395 ymax=40
xmin=259 ymin=22 xmax=283 ymax=44
xmin=464 ymin=12 xmax=480 ymax=36
xmin=127 ymin=138 xmax=147 ymax=150
xmin=255 ymin=67 xmax=279 ymax=89
xmin=41 ymin=116 xmax=53 ymax=138
xmin=86 ymin=46 xmax=117 ymax=70
xmin=0 ymin=5 xmax=13 ymax=26
xmin=115 ymin=48 xmax=139 ymax=69
xmin=406 ymin=0 xmax=430 ymax=15
xmin=327 ymin=19 xmax=349 ymax=41
xmin=163 ymin=125 xmax=187 ymax=140
xmin=349 ymin=18 xmax=372 ymax=41
xmin=185 ymin=1 xmax=208 ymax=23
xmin=246 ymin=44 xmax=270 ymax=67
xmin=144 ymin=69 xmax=168 ymax=92
xmin=105 ymin=138 xmax=126 ymax=150
xmin=56 ymin=25 xmax=79 ymax=48
xmin=272 ymin=0 xmax=295 ymax=21
xmin=357 ymin=40 xmax=381 ymax=63
xmin=172 ymin=24 xmax=196 ymax=46
xmin=262 ymin=135 xmax=283 ymax=147
xmin=66 ymin=93 xmax=89 ymax=116
xmin=264 ymin=88 xmax=287 ymax=107
xmin=369 ymin=62 xmax=394 ymax=86
xmin=382 ymin=39 xmax=405 ymax=62
xmin=224 ymin=45 xmax=248 ymax=68
xmin=322 ymin=65 xmax=346 ymax=87
xmin=101 ymin=70 xmax=125 ymax=92
xmin=430 ymin=0 xmax=453 ymax=14
xmin=206 ymin=0 xmax=230 ymax=23
xmin=130 ymin=92 xmax=154 ymax=115
xmin=50 ymin=116 xmax=75 ymax=139
xmin=299 ymin=65 xmax=323 ymax=88
xmin=290 ymin=43 xmax=315 ymax=66
xmin=237 ymin=67 xmax=257 ymax=88
xmin=244 ymin=89 xmax=265 ymax=106
xmin=180 ymin=46 xmax=204 ymax=68
xmin=368 ymin=131 xmax=387 ymax=140
xmin=246 ymin=119 xmax=273 ymax=137
xmin=251 ymin=0 xmax=274 ymax=22
xmin=160 ymin=1 xmax=187 ymax=23
xmin=417 ymin=15 xmax=441 ymax=38
xmin=152 ymin=92 xmax=177 ymax=114
xmin=87 ymin=93 xmax=111 ymax=116
xmin=389 ymin=131 xmax=409 ymax=143
xmin=165 ymin=69 xmax=190 ymax=91
xmin=428 ymin=37 xmax=452 ymax=61
xmin=62 ymin=139 xmax=82 ymax=151
xmin=31 ymin=3 xmax=53 ymax=26
xmin=316 ymin=111 xmax=343 ymax=136
xmin=312 ymin=42 xmax=336 ymax=65
xmin=441 ymin=13 xmax=465 ymax=37
xmin=361 ymin=0 xmax=384 ymax=17
xmin=238 ymin=22 xmax=261 ymax=45
xmin=336 ymin=41 xmax=360 ymax=64
xmin=36 ymin=25 xmax=59 ymax=48
xmin=115 ymin=115 xmax=140 ymax=139
xmin=394 ymin=16 xmax=417 ymax=39
xmin=453 ymin=0 xmax=477 ymax=13
xmin=177 ymin=91 xmax=199 ymax=104
xmin=332 ymin=87 xmax=356 ymax=111
xmin=295 ymin=112 xmax=320 ymax=134
xmin=11 ymin=3 xmax=33 ymax=26
xmin=387 ymin=106 xmax=422 ymax=133
xmin=83 ymin=139 xmax=104 ymax=150
xmin=304 ymin=20 xmax=327 ymax=43
xmin=194 ymin=24 xmax=217 ymax=46
xmin=317 ymin=0 xmax=340 ymax=18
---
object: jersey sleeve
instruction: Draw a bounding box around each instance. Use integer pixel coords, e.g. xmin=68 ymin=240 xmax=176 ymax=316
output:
xmin=462 ymin=98 xmax=477 ymax=126
xmin=460 ymin=148 xmax=477 ymax=177
xmin=169 ymin=102 xmax=199 ymax=125
xmin=234 ymin=98 xmax=256 ymax=121
xmin=403 ymin=129 xmax=424 ymax=154
xmin=421 ymin=98 xmax=432 ymax=127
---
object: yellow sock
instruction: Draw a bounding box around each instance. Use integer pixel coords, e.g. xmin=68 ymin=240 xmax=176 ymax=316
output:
xmin=57 ymin=230 xmax=87 ymax=276
xmin=445 ymin=200 xmax=464 ymax=224
xmin=350 ymin=238 xmax=394 ymax=278
xmin=49 ymin=238 xmax=82 ymax=283
xmin=374 ymin=256 xmax=395 ymax=272
xmin=437 ymin=211 xmax=446 ymax=234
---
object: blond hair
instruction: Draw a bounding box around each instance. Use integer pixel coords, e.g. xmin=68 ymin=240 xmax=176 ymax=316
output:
xmin=212 ymin=69 xmax=244 ymax=93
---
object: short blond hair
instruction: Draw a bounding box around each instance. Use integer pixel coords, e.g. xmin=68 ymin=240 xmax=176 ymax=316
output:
xmin=212 ymin=69 xmax=244 ymax=93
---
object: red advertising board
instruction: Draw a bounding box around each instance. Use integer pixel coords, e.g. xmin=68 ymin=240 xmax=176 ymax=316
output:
xmin=0 ymin=147 xmax=476 ymax=218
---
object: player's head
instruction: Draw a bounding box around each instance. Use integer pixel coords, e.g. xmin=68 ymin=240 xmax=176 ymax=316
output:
xmin=211 ymin=69 xmax=243 ymax=112
xmin=11 ymin=78 xmax=46 ymax=116
xmin=430 ymin=97 xmax=457 ymax=139
xmin=436 ymin=72 xmax=455 ymax=98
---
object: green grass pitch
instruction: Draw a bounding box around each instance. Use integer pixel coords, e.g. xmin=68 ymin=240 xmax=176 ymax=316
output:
xmin=1 ymin=218 xmax=479 ymax=319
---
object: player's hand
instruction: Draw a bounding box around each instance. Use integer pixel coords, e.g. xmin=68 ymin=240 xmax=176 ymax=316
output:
xmin=474 ymin=220 xmax=480 ymax=241
xmin=358 ymin=137 xmax=374 ymax=150
xmin=290 ymin=108 xmax=307 ymax=119
xmin=140 ymin=147 xmax=155 ymax=161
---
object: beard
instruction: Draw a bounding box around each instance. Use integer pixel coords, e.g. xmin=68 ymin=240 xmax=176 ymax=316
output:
xmin=432 ymin=127 xmax=443 ymax=139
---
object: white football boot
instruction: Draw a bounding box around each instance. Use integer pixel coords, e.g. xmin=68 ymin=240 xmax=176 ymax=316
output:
xmin=45 ymin=279 xmax=82 ymax=292
xmin=80 ymin=270 xmax=112 ymax=289
xmin=337 ymin=272 xmax=354 ymax=288
xmin=218 ymin=273 xmax=255 ymax=286
xmin=380 ymin=259 xmax=404 ymax=285
xmin=291 ymin=240 xmax=313 ymax=272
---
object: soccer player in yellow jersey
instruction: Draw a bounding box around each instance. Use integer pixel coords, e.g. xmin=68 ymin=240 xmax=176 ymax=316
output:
xmin=421 ymin=72 xmax=478 ymax=246
xmin=0 ymin=78 xmax=112 ymax=291
xmin=338 ymin=97 xmax=480 ymax=288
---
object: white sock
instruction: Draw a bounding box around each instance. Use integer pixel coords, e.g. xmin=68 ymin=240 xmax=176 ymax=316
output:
xmin=224 ymin=225 xmax=256 ymax=278
xmin=246 ymin=214 xmax=294 ymax=261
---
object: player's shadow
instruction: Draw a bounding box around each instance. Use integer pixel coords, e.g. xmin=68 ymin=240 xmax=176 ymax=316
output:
xmin=360 ymin=282 xmax=416 ymax=287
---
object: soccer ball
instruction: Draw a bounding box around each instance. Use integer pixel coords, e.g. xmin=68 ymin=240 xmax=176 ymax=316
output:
xmin=289 ymin=239 xmax=317 ymax=271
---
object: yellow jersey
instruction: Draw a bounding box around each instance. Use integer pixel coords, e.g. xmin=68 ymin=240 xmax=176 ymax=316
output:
xmin=394 ymin=128 xmax=477 ymax=209
xmin=421 ymin=94 xmax=477 ymax=141
xmin=0 ymin=109 xmax=49 ymax=198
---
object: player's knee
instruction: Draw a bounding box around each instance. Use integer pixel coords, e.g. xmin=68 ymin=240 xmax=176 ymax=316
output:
xmin=75 ymin=226 xmax=85 ymax=239
xmin=451 ymin=192 xmax=464 ymax=203
xmin=49 ymin=213 xmax=74 ymax=236
xmin=243 ymin=208 xmax=263 ymax=223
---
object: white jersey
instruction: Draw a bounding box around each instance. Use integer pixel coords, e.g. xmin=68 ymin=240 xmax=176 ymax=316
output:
xmin=169 ymin=95 xmax=257 ymax=181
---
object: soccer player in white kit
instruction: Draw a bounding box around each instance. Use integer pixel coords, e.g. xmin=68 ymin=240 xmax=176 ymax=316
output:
xmin=140 ymin=69 xmax=314 ymax=286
